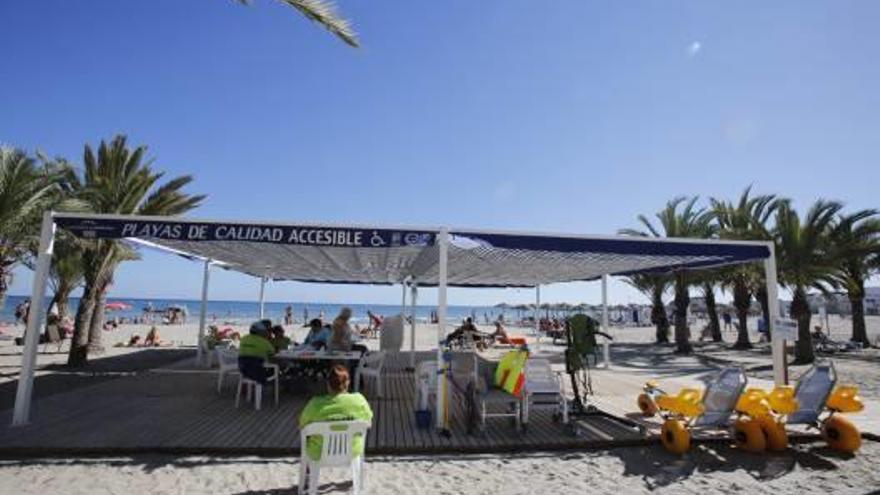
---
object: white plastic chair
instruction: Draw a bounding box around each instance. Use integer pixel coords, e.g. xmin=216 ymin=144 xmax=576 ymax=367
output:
xmin=215 ymin=347 xmax=240 ymax=393
xmin=234 ymin=362 xmax=280 ymax=410
xmin=354 ymin=351 xmax=386 ymax=398
xmin=299 ymin=420 xmax=371 ymax=495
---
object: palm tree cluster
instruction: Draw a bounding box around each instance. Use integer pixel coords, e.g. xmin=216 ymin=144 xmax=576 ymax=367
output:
xmin=621 ymin=187 xmax=880 ymax=363
xmin=0 ymin=136 xmax=204 ymax=367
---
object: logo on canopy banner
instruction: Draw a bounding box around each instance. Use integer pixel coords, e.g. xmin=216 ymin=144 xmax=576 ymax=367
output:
xmin=773 ymin=318 xmax=799 ymax=341
xmin=54 ymin=217 xmax=436 ymax=249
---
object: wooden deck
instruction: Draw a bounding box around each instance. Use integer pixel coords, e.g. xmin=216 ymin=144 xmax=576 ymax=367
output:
xmin=0 ymin=352 xmax=646 ymax=456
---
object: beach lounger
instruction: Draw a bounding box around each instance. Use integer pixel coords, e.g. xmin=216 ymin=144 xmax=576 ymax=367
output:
xmin=522 ymin=358 xmax=568 ymax=427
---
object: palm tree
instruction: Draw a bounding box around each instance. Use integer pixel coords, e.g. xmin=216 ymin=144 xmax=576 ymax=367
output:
xmin=624 ymin=273 xmax=671 ymax=343
xmin=66 ymin=135 xmax=205 ymax=367
xmin=829 ymin=210 xmax=880 ymax=346
xmin=621 ymin=197 xmax=714 ymax=354
xmin=0 ymin=147 xmax=64 ymax=309
xmin=701 ymin=278 xmax=722 ymax=342
xmin=238 ymin=0 xmax=358 ymax=47
xmin=775 ymin=200 xmax=843 ymax=364
xmin=711 ymin=187 xmax=782 ymax=349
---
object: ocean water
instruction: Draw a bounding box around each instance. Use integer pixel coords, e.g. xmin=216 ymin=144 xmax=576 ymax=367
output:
xmin=0 ymin=295 xmax=511 ymax=326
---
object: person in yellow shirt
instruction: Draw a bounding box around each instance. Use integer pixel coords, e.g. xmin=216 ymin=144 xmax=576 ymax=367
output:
xmin=238 ymin=320 xmax=276 ymax=384
xmin=299 ymin=364 xmax=373 ymax=460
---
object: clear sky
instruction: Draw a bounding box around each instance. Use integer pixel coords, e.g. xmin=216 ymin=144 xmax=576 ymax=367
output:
xmin=2 ymin=0 xmax=879 ymax=306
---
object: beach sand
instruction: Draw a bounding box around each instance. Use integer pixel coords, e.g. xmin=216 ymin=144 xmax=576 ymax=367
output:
xmin=0 ymin=441 xmax=878 ymax=495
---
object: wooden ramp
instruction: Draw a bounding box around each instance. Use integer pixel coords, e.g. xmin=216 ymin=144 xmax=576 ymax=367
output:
xmin=0 ymin=352 xmax=645 ymax=456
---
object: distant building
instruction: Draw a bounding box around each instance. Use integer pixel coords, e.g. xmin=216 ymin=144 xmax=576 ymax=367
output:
xmin=801 ymin=287 xmax=880 ymax=315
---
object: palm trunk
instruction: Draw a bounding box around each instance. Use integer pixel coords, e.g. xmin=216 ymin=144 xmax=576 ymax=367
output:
xmin=791 ymin=287 xmax=815 ymax=364
xmin=756 ymin=285 xmax=771 ymax=338
xmin=704 ymin=283 xmax=722 ymax=342
xmin=87 ymin=288 xmax=107 ymax=353
xmin=0 ymin=263 xmax=11 ymax=311
xmin=673 ymin=274 xmax=692 ymax=354
xmin=651 ymin=289 xmax=670 ymax=344
xmin=68 ymin=282 xmax=97 ymax=367
xmin=848 ymin=277 xmax=868 ymax=346
xmin=732 ymin=278 xmax=752 ymax=349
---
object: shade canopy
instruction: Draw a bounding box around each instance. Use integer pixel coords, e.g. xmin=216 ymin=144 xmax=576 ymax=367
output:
xmin=53 ymin=213 xmax=771 ymax=287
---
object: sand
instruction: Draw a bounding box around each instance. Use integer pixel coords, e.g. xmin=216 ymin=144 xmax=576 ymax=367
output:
xmin=1 ymin=441 xmax=878 ymax=495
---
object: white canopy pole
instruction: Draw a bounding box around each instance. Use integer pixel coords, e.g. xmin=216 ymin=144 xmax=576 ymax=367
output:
xmin=600 ymin=273 xmax=611 ymax=369
xmin=409 ymin=282 xmax=418 ymax=371
xmin=196 ymin=259 xmax=211 ymax=366
xmin=258 ymin=276 xmax=267 ymax=320
xmin=13 ymin=212 xmax=56 ymax=426
xmin=435 ymin=227 xmax=449 ymax=430
xmin=534 ymin=286 xmax=541 ymax=337
xmin=401 ymin=280 xmax=407 ymax=314
xmin=765 ymin=243 xmax=786 ymax=385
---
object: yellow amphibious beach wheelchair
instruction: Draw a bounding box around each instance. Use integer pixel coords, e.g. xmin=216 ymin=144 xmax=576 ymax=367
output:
xmin=637 ymin=362 xmax=864 ymax=454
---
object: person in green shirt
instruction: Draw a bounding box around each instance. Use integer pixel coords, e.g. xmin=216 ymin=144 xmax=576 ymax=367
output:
xmin=238 ymin=320 xmax=276 ymax=384
xmin=299 ymin=364 xmax=373 ymax=461
xmin=269 ymin=325 xmax=292 ymax=351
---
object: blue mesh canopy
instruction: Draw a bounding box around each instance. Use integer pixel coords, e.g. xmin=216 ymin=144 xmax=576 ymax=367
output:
xmin=54 ymin=214 xmax=770 ymax=287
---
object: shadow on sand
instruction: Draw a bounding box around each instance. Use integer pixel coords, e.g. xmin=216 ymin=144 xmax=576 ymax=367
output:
xmin=0 ymin=348 xmax=192 ymax=410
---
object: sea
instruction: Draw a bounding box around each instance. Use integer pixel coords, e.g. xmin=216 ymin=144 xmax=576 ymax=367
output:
xmin=0 ymin=295 xmax=508 ymax=326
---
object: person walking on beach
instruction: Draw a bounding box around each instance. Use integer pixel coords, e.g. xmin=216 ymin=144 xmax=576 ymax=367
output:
xmin=284 ymin=304 xmax=293 ymax=325
xmin=722 ymin=311 xmax=732 ymax=332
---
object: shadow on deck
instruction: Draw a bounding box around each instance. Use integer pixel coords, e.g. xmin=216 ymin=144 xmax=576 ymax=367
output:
xmin=0 ymin=351 xmax=646 ymax=457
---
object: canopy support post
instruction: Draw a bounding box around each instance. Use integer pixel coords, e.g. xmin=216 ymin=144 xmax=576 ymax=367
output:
xmin=599 ymin=274 xmax=610 ymax=369
xmin=765 ymin=244 xmax=786 ymax=385
xmin=13 ymin=212 xmax=55 ymax=427
xmin=258 ymin=276 xmax=267 ymax=320
xmin=401 ymin=280 xmax=407 ymax=314
xmin=534 ymin=286 xmax=541 ymax=338
xmin=196 ymin=259 xmax=211 ymax=367
xmin=436 ymin=228 xmax=449 ymax=431
xmin=409 ymin=282 xmax=418 ymax=371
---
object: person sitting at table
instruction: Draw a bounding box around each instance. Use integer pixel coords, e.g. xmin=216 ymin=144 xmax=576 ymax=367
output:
xmin=299 ymin=364 xmax=373 ymax=461
xmin=238 ymin=320 xmax=276 ymax=385
xmin=329 ymin=307 xmax=369 ymax=356
xmin=270 ymin=324 xmax=292 ymax=351
xmin=303 ymin=319 xmax=331 ymax=349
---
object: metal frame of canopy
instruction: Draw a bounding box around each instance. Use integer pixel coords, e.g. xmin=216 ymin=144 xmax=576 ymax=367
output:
xmin=12 ymin=212 xmax=784 ymax=430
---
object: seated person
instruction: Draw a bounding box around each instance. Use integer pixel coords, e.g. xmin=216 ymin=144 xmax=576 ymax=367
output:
xmin=490 ymin=321 xmax=511 ymax=343
xmin=303 ymin=318 xmax=331 ymax=349
xmin=299 ymin=365 xmax=373 ymax=461
xmin=237 ymin=321 xmax=276 ymax=385
xmin=144 ymin=326 xmax=162 ymax=346
xmin=445 ymin=317 xmax=487 ymax=348
xmin=128 ymin=334 xmax=142 ymax=347
xmin=269 ymin=325 xmax=292 ymax=351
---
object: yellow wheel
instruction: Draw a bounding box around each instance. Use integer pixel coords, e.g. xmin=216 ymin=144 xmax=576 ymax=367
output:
xmin=822 ymin=415 xmax=861 ymax=453
xmin=733 ymin=418 xmax=766 ymax=453
xmin=638 ymin=393 xmax=658 ymax=417
xmin=661 ymin=419 xmax=691 ymax=454
xmin=758 ymin=416 xmax=788 ymax=451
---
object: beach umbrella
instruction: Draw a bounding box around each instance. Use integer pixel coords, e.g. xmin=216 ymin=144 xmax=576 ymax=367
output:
xmin=105 ymin=301 xmax=131 ymax=311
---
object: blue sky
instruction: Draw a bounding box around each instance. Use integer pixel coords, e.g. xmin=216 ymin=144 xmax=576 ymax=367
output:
xmin=2 ymin=0 xmax=879 ymax=306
